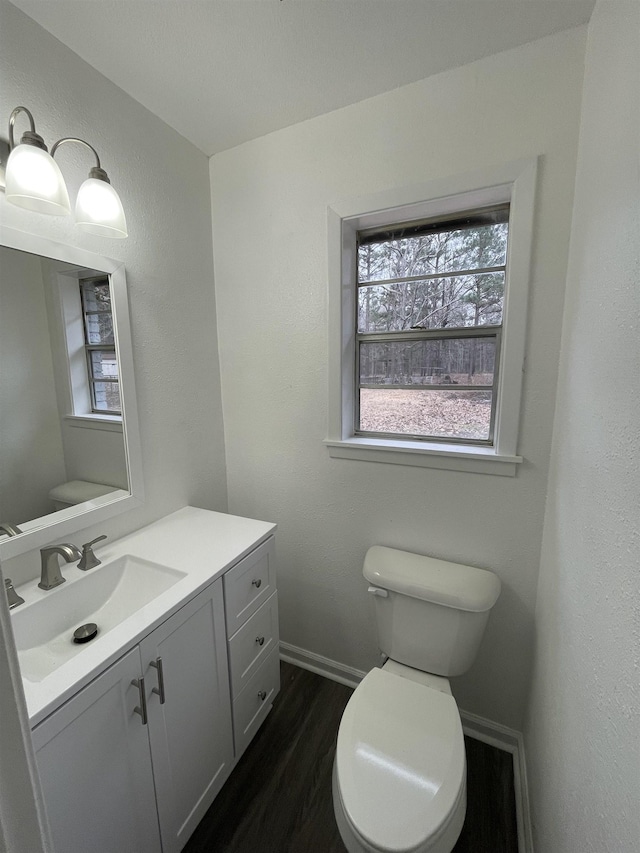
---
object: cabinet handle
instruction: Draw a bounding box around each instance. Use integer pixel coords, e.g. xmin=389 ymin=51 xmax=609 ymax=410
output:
xmin=132 ymin=677 xmax=148 ymax=725
xmin=150 ymin=657 xmax=166 ymax=704
xmin=251 ymin=578 xmax=262 ymax=588
xmin=258 ymin=690 xmax=267 ymax=701
xmin=255 ymin=636 xmax=265 ymax=646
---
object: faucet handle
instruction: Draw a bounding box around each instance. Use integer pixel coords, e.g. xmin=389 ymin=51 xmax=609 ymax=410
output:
xmin=78 ymin=535 xmax=107 ymax=571
xmin=5 ymin=578 xmax=25 ymax=609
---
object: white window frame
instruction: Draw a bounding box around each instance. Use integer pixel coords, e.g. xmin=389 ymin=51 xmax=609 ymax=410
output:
xmin=325 ymin=158 xmax=538 ymax=476
xmin=45 ymin=266 xmax=123 ymax=426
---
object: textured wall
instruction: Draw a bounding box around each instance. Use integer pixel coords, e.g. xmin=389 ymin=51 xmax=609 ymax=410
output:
xmin=211 ymin=28 xmax=586 ymax=729
xmin=0 ymin=589 xmax=49 ymax=853
xmin=0 ymin=1 xmax=227 ymax=584
xmin=524 ymin=2 xmax=640 ymax=850
xmin=0 ymin=248 xmax=67 ymax=524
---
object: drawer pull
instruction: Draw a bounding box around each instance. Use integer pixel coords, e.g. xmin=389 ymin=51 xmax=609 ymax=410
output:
xmin=131 ymin=677 xmax=148 ymax=725
xmin=150 ymin=657 xmax=166 ymax=704
xmin=258 ymin=690 xmax=267 ymax=701
xmin=256 ymin=636 xmax=265 ymax=646
xmin=251 ymin=578 xmax=262 ymax=588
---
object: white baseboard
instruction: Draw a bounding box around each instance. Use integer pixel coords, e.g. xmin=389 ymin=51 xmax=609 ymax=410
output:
xmin=279 ymin=641 xmax=533 ymax=853
xmin=279 ymin=640 xmax=366 ymax=689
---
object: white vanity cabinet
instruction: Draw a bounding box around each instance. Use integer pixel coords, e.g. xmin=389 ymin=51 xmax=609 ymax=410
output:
xmin=33 ymin=578 xmax=233 ymax=853
xmin=31 ymin=531 xmax=279 ymax=853
xmin=25 ymin=507 xmax=280 ymax=853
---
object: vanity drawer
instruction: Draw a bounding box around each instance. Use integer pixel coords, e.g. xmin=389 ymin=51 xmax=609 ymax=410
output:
xmin=232 ymin=646 xmax=280 ymax=760
xmin=228 ymin=592 xmax=279 ymax=699
xmin=223 ymin=537 xmax=275 ymax=637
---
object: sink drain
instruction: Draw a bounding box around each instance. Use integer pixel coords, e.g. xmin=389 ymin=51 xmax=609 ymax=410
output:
xmin=73 ymin=623 xmax=99 ymax=644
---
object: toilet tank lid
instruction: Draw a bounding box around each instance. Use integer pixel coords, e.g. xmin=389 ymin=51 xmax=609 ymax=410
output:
xmin=49 ymin=480 xmax=118 ymax=504
xmin=363 ymin=545 xmax=501 ymax=612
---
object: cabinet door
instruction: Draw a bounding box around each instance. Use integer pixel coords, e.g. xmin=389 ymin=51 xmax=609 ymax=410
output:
xmin=141 ymin=578 xmax=234 ymax=853
xmin=32 ymin=647 xmax=161 ymax=853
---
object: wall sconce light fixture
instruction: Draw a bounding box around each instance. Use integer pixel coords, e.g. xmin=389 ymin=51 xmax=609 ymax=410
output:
xmin=1 ymin=106 xmax=128 ymax=238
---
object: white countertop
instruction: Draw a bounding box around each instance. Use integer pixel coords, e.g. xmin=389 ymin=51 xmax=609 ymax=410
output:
xmin=13 ymin=507 xmax=276 ymax=727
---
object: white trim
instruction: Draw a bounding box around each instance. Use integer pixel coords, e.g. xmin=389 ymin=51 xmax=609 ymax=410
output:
xmin=326 ymin=159 xmax=538 ymax=475
xmin=324 ymin=438 xmax=521 ymax=476
xmin=0 ymin=225 xmax=144 ymax=561
xmin=279 ymin=641 xmax=533 ymax=853
xmin=279 ymin=641 xmax=366 ymax=690
xmin=63 ymin=414 xmax=123 ymax=433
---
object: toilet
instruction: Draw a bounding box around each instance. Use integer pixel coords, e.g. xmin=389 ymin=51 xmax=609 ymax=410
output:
xmin=333 ymin=545 xmax=501 ymax=853
xmin=49 ymin=480 xmax=120 ymax=511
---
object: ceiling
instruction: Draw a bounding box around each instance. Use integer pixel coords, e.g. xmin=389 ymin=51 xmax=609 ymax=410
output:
xmin=10 ymin=1 xmax=595 ymax=156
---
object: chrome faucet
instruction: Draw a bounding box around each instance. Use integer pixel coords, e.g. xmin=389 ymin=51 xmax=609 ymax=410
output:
xmin=4 ymin=578 xmax=25 ymax=609
xmin=39 ymin=544 xmax=82 ymax=590
xmin=0 ymin=522 xmax=23 ymax=537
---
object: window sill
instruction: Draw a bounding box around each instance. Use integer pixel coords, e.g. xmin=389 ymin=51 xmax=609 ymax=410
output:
xmin=324 ymin=437 xmax=522 ymax=476
xmin=64 ymin=414 xmax=123 ymax=433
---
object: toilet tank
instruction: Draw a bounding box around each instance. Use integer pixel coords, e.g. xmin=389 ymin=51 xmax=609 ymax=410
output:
xmin=49 ymin=480 xmax=119 ymax=511
xmin=363 ymin=546 xmax=501 ymax=677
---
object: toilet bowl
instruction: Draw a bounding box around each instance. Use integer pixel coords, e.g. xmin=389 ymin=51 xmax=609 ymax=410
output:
xmin=333 ymin=666 xmax=466 ymax=853
xmin=332 ymin=546 xmax=501 ymax=853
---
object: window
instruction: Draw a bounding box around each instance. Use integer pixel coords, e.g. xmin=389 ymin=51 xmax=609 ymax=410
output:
xmin=326 ymin=160 xmax=537 ymax=475
xmin=356 ymin=206 xmax=508 ymax=445
xmin=79 ymin=277 xmax=121 ymax=414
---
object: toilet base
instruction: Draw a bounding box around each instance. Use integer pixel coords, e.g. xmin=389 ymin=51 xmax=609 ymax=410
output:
xmin=332 ymin=757 xmax=466 ymax=853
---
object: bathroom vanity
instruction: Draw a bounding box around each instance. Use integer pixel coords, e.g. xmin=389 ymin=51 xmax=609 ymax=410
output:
xmin=12 ymin=507 xmax=278 ymax=853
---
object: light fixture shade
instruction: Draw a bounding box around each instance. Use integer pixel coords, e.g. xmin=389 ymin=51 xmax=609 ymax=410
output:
xmin=75 ymin=177 xmax=128 ymax=238
xmin=5 ymin=143 xmax=71 ymax=215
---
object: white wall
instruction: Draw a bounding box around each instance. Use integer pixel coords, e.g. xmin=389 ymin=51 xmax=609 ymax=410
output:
xmin=58 ymin=420 xmax=127 ymax=490
xmin=0 ymin=590 xmax=49 ymax=853
xmin=0 ymin=0 xmax=227 ymax=585
xmin=211 ymin=27 xmax=587 ymax=728
xmin=0 ymin=247 xmax=67 ymax=525
xmin=524 ymin=3 xmax=640 ymax=850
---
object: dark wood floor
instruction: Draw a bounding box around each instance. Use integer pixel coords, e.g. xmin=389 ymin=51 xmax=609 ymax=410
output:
xmin=184 ymin=661 xmax=518 ymax=853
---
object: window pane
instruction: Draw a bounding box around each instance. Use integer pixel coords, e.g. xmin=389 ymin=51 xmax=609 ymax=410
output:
xmin=93 ymin=381 xmax=121 ymax=413
xmin=82 ymin=281 xmax=111 ymax=312
xmin=359 ymin=389 xmax=492 ymax=441
xmin=358 ymin=223 xmax=508 ymax=284
xmin=358 ymin=272 xmax=504 ymax=332
xmin=85 ymin=312 xmax=114 ymax=345
xmin=359 ymin=337 xmax=496 ymax=387
xmin=90 ymin=350 xmax=119 ymax=380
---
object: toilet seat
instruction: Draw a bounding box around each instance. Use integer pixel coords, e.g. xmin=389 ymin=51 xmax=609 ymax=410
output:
xmin=335 ymin=668 xmax=466 ymax=853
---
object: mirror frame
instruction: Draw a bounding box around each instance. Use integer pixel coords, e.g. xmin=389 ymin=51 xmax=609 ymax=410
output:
xmin=0 ymin=225 xmax=144 ymax=559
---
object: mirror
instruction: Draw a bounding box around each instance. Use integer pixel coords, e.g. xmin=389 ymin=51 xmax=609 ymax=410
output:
xmin=0 ymin=226 xmax=143 ymax=560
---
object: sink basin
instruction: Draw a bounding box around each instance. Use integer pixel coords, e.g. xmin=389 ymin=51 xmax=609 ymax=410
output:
xmin=11 ymin=556 xmax=186 ymax=683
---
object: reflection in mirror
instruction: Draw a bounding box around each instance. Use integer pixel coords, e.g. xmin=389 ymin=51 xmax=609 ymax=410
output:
xmin=0 ymin=243 xmax=131 ymax=546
